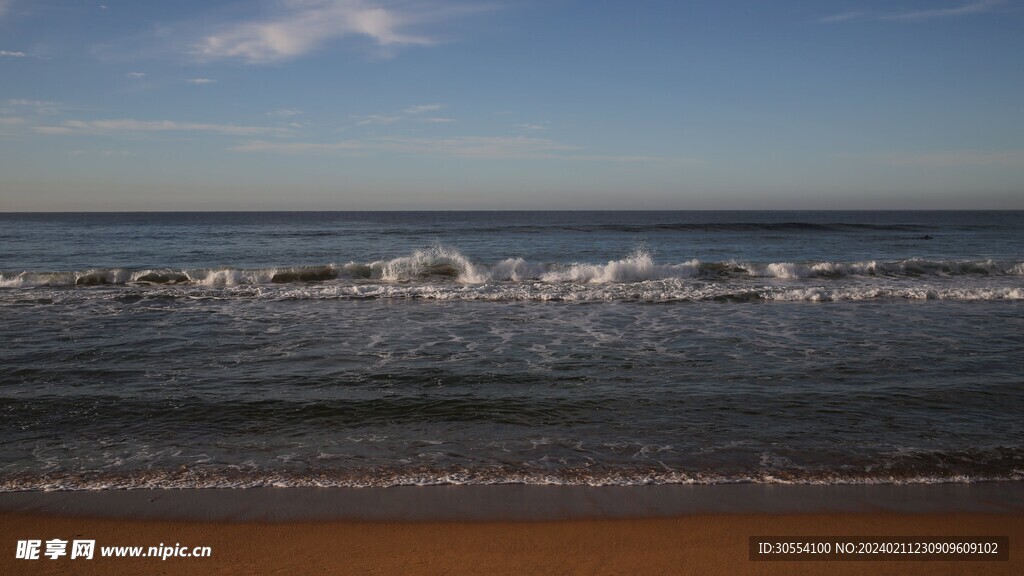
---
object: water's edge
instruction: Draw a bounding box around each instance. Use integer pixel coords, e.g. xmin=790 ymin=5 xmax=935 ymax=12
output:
xmin=1 ymin=483 xmax=1022 ymax=522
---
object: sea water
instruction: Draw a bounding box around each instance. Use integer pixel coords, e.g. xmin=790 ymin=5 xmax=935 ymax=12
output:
xmin=0 ymin=211 xmax=1021 ymax=489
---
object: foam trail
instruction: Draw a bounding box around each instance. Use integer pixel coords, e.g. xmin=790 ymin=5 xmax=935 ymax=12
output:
xmin=540 ymin=251 xmax=702 ymax=283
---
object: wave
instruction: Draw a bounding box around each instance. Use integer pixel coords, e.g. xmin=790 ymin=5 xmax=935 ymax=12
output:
xmin=565 ymin=222 xmax=936 ymax=233
xmin=2 ymin=461 xmax=1021 ymax=491
xmin=2 ymin=247 xmax=1022 ymax=289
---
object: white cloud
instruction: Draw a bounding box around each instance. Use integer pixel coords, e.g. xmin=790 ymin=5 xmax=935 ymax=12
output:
xmin=0 ymin=116 xmax=25 ymax=126
xmin=127 ymin=72 xmax=146 ymax=79
xmin=883 ymin=0 xmax=1005 ymax=21
xmin=186 ymin=78 xmax=216 ymax=84
xmin=6 ymin=99 xmax=54 ymax=106
xmin=823 ymin=1 xmax=1005 ymax=23
xmin=0 ymin=50 xmax=27 ymax=57
xmin=819 ymin=11 xmax=864 ymax=23
xmin=0 ymin=0 xmax=11 ymax=18
xmin=515 ymin=122 xmax=549 ymax=131
xmin=355 ymin=114 xmax=401 ymax=126
xmin=35 ymin=119 xmax=290 ymax=136
xmin=268 ymin=108 xmax=303 ymax=117
xmin=5 ymin=98 xmax=59 ymax=106
xmin=354 ymin=103 xmax=448 ymax=126
xmin=232 ymin=140 xmax=365 ymax=153
xmin=3 ymin=99 xmax=65 ymax=116
xmin=402 ymin=103 xmax=442 ymax=115
xmin=194 ymin=0 xmax=475 ymax=63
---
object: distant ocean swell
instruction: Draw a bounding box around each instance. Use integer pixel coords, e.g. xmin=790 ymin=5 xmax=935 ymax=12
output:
xmin=236 ymin=221 xmax=990 ymax=236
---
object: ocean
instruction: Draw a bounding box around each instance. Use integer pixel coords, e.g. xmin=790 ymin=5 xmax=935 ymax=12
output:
xmin=0 ymin=211 xmax=1021 ymax=490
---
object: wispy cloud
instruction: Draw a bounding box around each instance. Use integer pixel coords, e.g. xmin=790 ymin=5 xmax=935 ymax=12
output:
xmin=268 ymin=108 xmax=303 ymax=117
xmin=402 ymin=103 xmax=442 ymax=115
xmin=186 ymin=78 xmax=217 ymax=84
xmin=0 ymin=50 xmax=27 ymax=57
xmin=819 ymin=11 xmax=864 ymax=23
xmin=126 ymin=71 xmax=146 ymax=79
xmin=5 ymin=99 xmax=58 ymax=106
xmin=379 ymin=136 xmax=577 ymax=158
xmin=2 ymin=99 xmax=65 ymax=116
xmin=232 ymin=135 xmax=696 ymax=164
xmin=884 ymin=149 xmax=1024 ymax=167
xmin=822 ymin=1 xmax=1005 ymax=23
xmin=194 ymin=0 xmax=481 ymax=63
xmin=232 ymin=140 xmax=366 ymax=153
xmin=232 ymin=135 xmax=574 ymax=158
xmin=883 ymin=0 xmax=1005 ymax=21
xmin=515 ymin=122 xmax=549 ymax=131
xmin=70 ymin=149 xmax=134 ymax=158
xmin=354 ymin=103 xmax=449 ymax=126
xmin=0 ymin=0 xmax=11 ymax=18
xmin=34 ymin=119 xmax=290 ymax=137
xmin=356 ymin=114 xmax=401 ymax=126
xmin=0 ymin=116 xmax=25 ymax=126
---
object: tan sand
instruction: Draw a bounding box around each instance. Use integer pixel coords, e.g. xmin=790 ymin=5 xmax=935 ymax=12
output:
xmin=2 ymin=511 xmax=1020 ymax=575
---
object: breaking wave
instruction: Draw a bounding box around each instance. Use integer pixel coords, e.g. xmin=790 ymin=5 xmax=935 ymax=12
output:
xmin=2 ymin=246 xmax=1022 ymax=289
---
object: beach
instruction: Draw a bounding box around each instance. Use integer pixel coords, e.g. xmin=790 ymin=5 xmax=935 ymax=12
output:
xmin=2 ymin=485 xmax=1021 ymax=575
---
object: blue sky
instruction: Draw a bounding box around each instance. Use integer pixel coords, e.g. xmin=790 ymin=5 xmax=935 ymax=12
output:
xmin=1 ymin=0 xmax=1022 ymax=210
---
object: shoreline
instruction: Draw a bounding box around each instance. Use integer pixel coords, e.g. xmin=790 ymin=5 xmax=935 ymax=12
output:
xmin=0 ymin=482 xmax=1023 ymax=522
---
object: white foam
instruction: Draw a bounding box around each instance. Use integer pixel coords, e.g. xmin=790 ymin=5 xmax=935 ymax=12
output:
xmin=736 ymin=259 xmax=1024 ymax=279
xmin=481 ymin=257 xmax=548 ymax=282
xmin=1 ymin=468 xmax=1019 ymax=492
xmin=185 ymin=268 xmax=275 ymax=286
xmin=363 ymin=246 xmax=483 ymax=282
xmin=540 ymin=251 xmax=702 ymax=283
xmin=261 ymin=281 xmax=1024 ymax=303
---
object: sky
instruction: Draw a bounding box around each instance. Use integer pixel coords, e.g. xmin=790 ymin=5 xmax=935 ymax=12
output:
xmin=0 ymin=0 xmax=1022 ymax=210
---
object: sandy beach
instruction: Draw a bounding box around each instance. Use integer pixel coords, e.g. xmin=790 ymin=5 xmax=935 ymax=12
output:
xmin=2 ymin=511 xmax=1020 ymax=575
xmin=2 ymin=485 xmax=1020 ymax=575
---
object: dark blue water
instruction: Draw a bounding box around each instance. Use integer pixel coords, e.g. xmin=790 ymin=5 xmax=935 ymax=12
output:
xmin=0 ymin=211 xmax=1021 ymax=489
